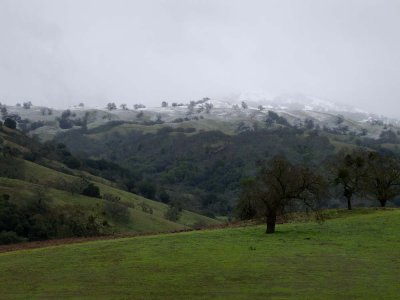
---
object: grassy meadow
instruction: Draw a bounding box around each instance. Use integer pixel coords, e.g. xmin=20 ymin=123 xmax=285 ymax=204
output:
xmin=0 ymin=209 xmax=399 ymax=299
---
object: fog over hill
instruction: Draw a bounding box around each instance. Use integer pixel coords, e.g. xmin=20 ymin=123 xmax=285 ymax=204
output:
xmin=1 ymin=0 xmax=400 ymax=117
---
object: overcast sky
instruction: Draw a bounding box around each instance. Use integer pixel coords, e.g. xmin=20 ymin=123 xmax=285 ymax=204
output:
xmin=0 ymin=0 xmax=399 ymax=116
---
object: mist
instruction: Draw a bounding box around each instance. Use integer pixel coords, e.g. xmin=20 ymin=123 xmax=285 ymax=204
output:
xmin=0 ymin=0 xmax=399 ymax=117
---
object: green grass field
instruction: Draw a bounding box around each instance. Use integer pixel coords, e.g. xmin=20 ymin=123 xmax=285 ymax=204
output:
xmin=0 ymin=209 xmax=399 ymax=299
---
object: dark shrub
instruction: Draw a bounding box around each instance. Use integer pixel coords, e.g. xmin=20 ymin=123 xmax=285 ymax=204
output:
xmin=158 ymin=190 xmax=170 ymax=203
xmin=164 ymin=203 xmax=182 ymax=221
xmin=4 ymin=118 xmax=16 ymax=129
xmin=82 ymin=183 xmax=101 ymax=198
xmin=59 ymin=118 xmax=73 ymax=129
xmin=138 ymin=181 xmax=157 ymax=199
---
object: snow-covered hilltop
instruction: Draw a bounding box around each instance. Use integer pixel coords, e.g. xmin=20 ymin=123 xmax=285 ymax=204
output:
xmin=227 ymin=92 xmax=367 ymax=115
xmin=1 ymin=92 xmax=399 ymax=141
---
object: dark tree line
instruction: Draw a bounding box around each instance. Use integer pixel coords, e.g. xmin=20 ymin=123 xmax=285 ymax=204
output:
xmin=331 ymin=150 xmax=400 ymax=209
xmin=237 ymin=150 xmax=400 ymax=233
xmin=0 ymin=193 xmax=108 ymax=244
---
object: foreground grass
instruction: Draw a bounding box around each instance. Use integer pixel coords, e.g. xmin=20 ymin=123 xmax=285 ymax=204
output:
xmin=0 ymin=209 xmax=399 ymax=299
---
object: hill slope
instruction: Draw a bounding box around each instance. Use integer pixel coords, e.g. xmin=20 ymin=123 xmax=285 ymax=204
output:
xmin=0 ymin=209 xmax=398 ymax=299
xmin=0 ymin=161 xmax=219 ymax=232
xmin=0 ymin=125 xmax=219 ymax=240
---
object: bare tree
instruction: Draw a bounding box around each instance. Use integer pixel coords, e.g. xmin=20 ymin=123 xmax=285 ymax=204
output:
xmin=107 ymin=103 xmax=117 ymax=111
xmin=23 ymin=101 xmax=32 ymax=109
xmin=365 ymin=152 xmax=400 ymax=207
xmin=205 ymin=102 xmax=213 ymax=114
xmin=238 ymin=155 xmax=326 ymax=233
xmin=330 ymin=150 xmax=368 ymax=210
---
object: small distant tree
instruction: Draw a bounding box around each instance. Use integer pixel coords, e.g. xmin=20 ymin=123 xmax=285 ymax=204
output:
xmin=336 ymin=114 xmax=345 ymax=125
xmin=138 ymin=180 xmax=157 ymax=199
xmin=265 ymin=111 xmax=290 ymax=127
xmin=107 ymin=102 xmax=117 ymax=111
xmin=237 ymin=155 xmax=326 ymax=233
xmin=257 ymin=105 xmax=264 ymax=111
xmin=139 ymin=201 xmax=153 ymax=214
xmin=155 ymin=114 xmax=163 ymax=124
xmin=360 ymin=128 xmax=368 ymax=136
xmin=158 ymin=189 xmax=170 ymax=203
xmin=164 ymin=203 xmax=182 ymax=221
xmin=78 ymin=103 xmax=85 ymax=107
xmin=103 ymin=193 xmax=130 ymax=222
xmin=133 ymin=104 xmax=146 ymax=110
xmin=304 ymin=119 xmax=315 ymax=130
xmin=61 ymin=109 xmax=71 ymax=119
xmin=241 ymin=101 xmax=248 ymax=109
xmin=120 ymin=104 xmax=128 ymax=110
xmin=4 ymin=118 xmax=16 ymax=129
xmin=161 ymin=101 xmax=168 ymax=108
xmin=59 ymin=118 xmax=73 ymax=129
xmin=330 ymin=150 xmax=368 ymax=210
xmin=23 ymin=101 xmax=32 ymax=109
xmin=187 ymin=101 xmax=196 ymax=115
xmin=205 ymin=102 xmax=213 ymax=114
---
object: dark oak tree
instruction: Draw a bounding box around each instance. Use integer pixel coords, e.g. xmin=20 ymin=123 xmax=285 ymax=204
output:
xmin=331 ymin=150 xmax=368 ymax=210
xmin=365 ymin=152 xmax=400 ymax=207
xmin=238 ymin=155 xmax=326 ymax=233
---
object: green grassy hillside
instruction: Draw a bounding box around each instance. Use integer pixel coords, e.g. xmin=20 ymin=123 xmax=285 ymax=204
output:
xmin=0 ymin=209 xmax=398 ymax=299
xmin=1 ymin=160 xmax=219 ymax=234
xmin=0 ymin=124 xmax=220 ymax=239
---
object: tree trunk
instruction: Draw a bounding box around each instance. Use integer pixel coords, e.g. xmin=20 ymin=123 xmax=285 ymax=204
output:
xmin=266 ymin=213 xmax=277 ymax=234
xmin=346 ymin=196 xmax=352 ymax=210
xmin=379 ymin=199 xmax=387 ymax=207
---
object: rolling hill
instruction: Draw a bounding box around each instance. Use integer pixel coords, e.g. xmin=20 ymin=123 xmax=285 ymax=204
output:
xmin=2 ymin=97 xmax=400 ymax=218
xmin=0 ymin=123 xmax=220 ymax=242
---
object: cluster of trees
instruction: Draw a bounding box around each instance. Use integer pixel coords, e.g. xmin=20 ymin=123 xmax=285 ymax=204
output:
xmin=164 ymin=202 xmax=182 ymax=221
xmin=261 ymin=111 xmax=374 ymax=138
xmin=0 ymin=103 xmax=54 ymax=132
xmin=23 ymin=101 xmax=33 ymax=109
xmin=57 ymin=109 xmax=86 ymax=130
xmin=237 ymin=150 xmax=400 ymax=233
xmin=0 ymin=193 xmax=108 ymax=245
xmin=40 ymin=107 xmax=53 ymax=116
xmin=106 ymin=103 xmax=146 ymax=111
xmin=265 ymin=111 xmax=291 ymax=127
xmin=331 ymin=150 xmax=400 ymax=209
xmin=56 ymin=123 xmax=335 ymax=217
xmin=163 ymin=98 xmax=213 ymax=114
